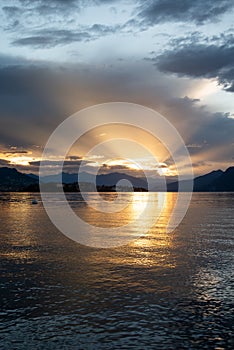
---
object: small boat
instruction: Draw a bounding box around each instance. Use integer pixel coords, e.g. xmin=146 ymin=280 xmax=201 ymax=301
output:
xmin=31 ymin=199 xmax=38 ymax=205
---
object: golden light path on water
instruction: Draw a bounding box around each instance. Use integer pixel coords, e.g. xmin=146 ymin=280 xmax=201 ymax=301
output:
xmin=0 ymin=192 xmax=176 ymax=265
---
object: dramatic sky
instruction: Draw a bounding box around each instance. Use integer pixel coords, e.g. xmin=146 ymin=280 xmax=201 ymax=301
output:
xmin=0 ymin=0 xmax=234 ymax=176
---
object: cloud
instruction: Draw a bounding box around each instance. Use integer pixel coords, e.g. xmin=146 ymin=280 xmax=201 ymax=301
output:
xmin=30 ymin=160 xmax=83 ymax=166
xmin=1 ymin=0 xmax=123 ymax=49
xmin=155 ymin=34 xmax=234 ymax=92
xmin=157 ymin=163 xmax=168 ymax=168
xmin=192 ymin=160 xmax=213 ymax=169
xmin=17 ymin=0 xmax=117 ymax=10
xmin=12 ymin=30 xmax=91 ymax=48
xmin=2 ymin=0 xmax=79 ymax=30
xmin=2 ymin=6 xmax=20 ymax=16
xmin=187 ymin=144 xmax=203 ymax=149
xmin=12 ymin=24 xmax=121 ymax=48
xmin=137 ymin=0 xmax=234 ymax=25
xmin=68 ymin=155 xmax=82 ymax=160
xmin=3 ymin=150 xmax=29 ymax=154
xmin=0 ymin=55 xmax=233 ymax=174
xmin=0 ymin=159 xmax=10 ymax=166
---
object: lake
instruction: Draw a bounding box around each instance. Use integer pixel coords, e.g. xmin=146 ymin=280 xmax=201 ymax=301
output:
xmin=0 ymin=192 xmax=233 ymax=349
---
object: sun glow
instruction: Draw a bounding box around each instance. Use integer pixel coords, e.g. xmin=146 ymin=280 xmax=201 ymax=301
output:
xmin=188 ymin=79 xmax=219 ymax=99
xmin=158 ymin=166 xmax=169 ymax=176
xmin=102 ymin=158 xmax=175 ymax=174
xmin=103 ymin=158 xmax=142 ymax=171
xmin=9 ymin=156 xmax=32 ymax=166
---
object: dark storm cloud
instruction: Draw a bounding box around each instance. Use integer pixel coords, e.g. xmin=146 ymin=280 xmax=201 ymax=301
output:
xmin=155 ymin=35 xmax=234 ymax=92
xmin=0 ymin=64 xmax=51 ymax=95
xmin=98 ymin=164 xmax=146 ymax=177
xmin=157 ymin=96 xmax=234 ymax=164
xmin=0 ymin=60 xmax=66 ymax=147
xmin=0 ymin=55 xmax=233 ymax=170
xmin=137 ymin=0 xmax=234 ymax=25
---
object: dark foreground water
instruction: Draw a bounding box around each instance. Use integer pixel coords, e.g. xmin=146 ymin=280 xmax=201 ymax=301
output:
xmin=0 ymin=193 xmax=233 ymax=349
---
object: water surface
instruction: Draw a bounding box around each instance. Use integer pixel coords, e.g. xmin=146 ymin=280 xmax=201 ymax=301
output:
xmin=0 ymin=193 xmax=233 ymax=349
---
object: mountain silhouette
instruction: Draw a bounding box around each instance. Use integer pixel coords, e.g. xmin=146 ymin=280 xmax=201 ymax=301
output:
xmin=0 ymin=166 xmax=234 ymax=192
xmin=0 ymin=167 xmax=37 ymax=191
xmin=40 ymin=171 xmax=148 ymax=188
xmin=167 ymin=167 xmax=234 ymax=192
xmin=210 ymin=167 xmax=234 ymax=191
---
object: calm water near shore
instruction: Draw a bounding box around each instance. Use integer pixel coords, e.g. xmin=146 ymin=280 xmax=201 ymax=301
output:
xmin=0 ymin=192 xmax=233 ymax=349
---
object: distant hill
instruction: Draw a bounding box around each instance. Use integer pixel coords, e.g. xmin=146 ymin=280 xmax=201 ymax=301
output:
xmin=1 ymin=166 xmax=234 ymax=192
xmin=40 ymin=171 xmax=148 ymax=188
xmin=210 ymin=167 xmax=234 ymax=191
xmin=39 ymin=172 xmax=79 ymax=184
xmin=0 ymin=168 xmax=150 ymax=192
xmin=167 ymin=167 xmax=234 ymax=192
xmin=27 ymin=173 xmax=39 ymax=180
xmin=95 ymin=172 xmax=148 ymax=189
xmin=0 ymin=167 xmax=37 ymax=191
xmin=39 ymin=171 xmax=176 ymax=189
xmin=167 ymin=169 xmax=223 ymax=192
xmin=193 ymin=170 xmax=224 ymax=191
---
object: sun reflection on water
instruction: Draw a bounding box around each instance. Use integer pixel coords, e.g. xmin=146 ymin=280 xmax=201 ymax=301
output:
xmin=0 ymin=192 xmax=180 ymax=267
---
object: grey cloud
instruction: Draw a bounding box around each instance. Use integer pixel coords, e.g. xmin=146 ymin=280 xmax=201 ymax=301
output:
xmin=187 ymin=144 xmax=203 ymax=149
xmin=12 ymin=25 xmax=121 ymax=48
xmin=15 ymin=162 xmax=145 ymax=177
xmin=0 ymin=64 xmax=53 ymax=95
xmin=192 ymin=114 xmax=234 ymax=161
xmin=3 ymin=0 xmax=119 ymax=23
xmin=2 ymin=6 xmax=20 ymax=16
xmin=0 ymin=159 xmax=10 ymax=166
xmin=156 ymin=35 xmax=234 ymax=92
xmin=0 ymin=61 xmax=66 ymax=147
xmin=25 ymin=158 xmax=93 ymax=174
xmin=18 ymin=0 xmax=117 ymax=8
xmin=3 ymin=150 xmax=29 ymax=154
xmin=0 ymin=56 xmax=233 ymax=172
xmin=2 ymin=0 xmax=119 ymax=30
xmin=100 ymin=164 xmax=132 ymax=171
xmin=137 ymin=0 xmax=234 ymax=25
xmin=17 ymin=0 xmax=80 ymax=14
xmin=2 ymin=0 xmax=122 ymax=49
xmin=90 ymin=24 xmax=120 ymax=35
xmin=158 ymin=96 xmax=234 ymax=165
xmin=12 ymin=30 xmax=92 ymax=48
xmin=98 ymin=165 xmax=146 ymax=178
xmin=2 ymin=0 xmax=79 ymax=29
xmin=192 ymin=161 xmax=213 ymax=169
xmin=30 ymin=160 xmax=84 ymax=166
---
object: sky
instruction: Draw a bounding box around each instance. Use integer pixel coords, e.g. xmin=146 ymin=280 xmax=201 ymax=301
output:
xmin=0 ymin=0 xmax=234 ymax=177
